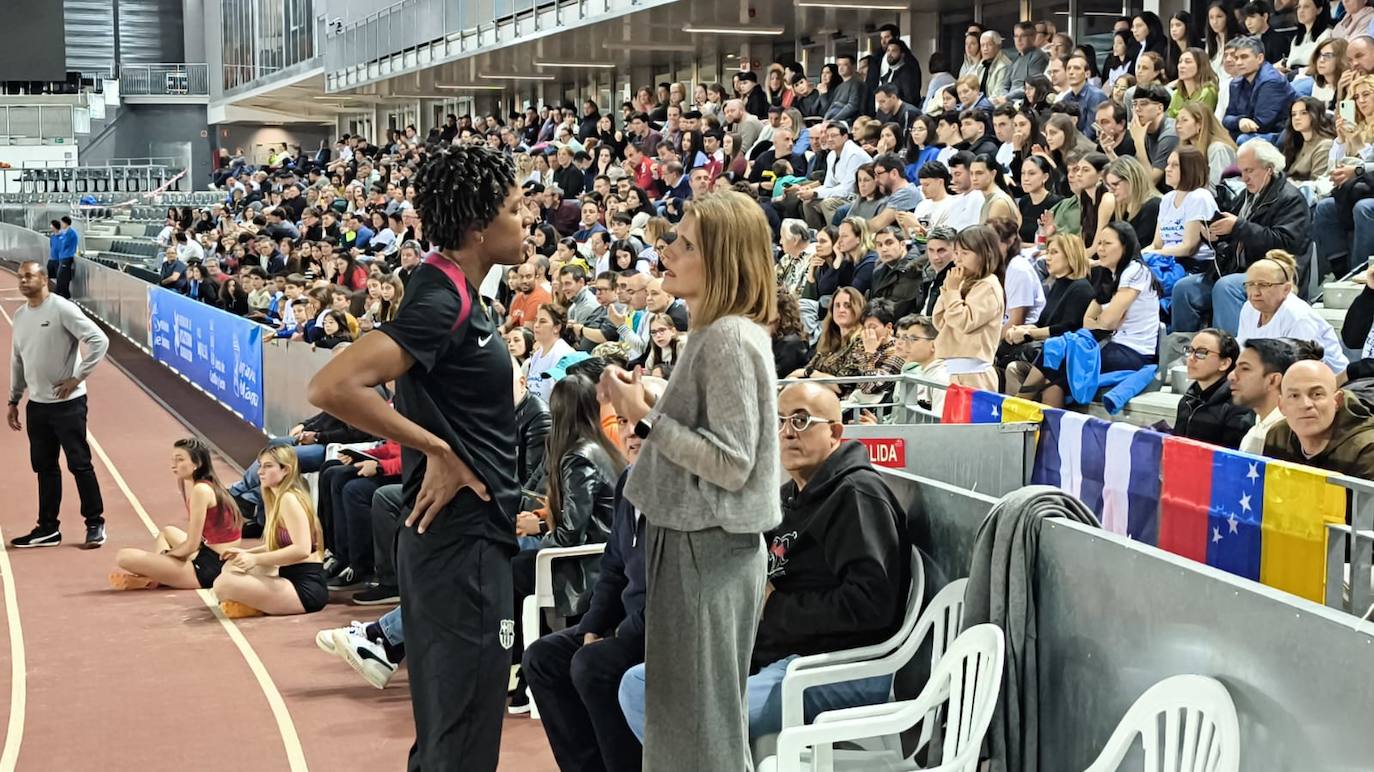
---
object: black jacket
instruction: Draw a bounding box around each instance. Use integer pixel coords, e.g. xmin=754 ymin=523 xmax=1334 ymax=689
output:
xmin=515 ymin=393 xmax=551 ymax=496
xmin=1217 ymin=173 xmax=1310 ymax=277
xmin=745 ymin=87 xmax=770 ymax=121
xmin=1344 ymin=286 xmax=1374 ymax=382
xmin=575 ymin=469 xmax=646 ymax=644
xmin=299 ymin=390 xmax=386 ymax=446
xmin=867 ymin=250 xmax=926 ymax=320
xmin=754 ymin=441 xmax=910 ymax=670
xmin=1174 ymin=378 xmax=1254 ymax=449
xmin=538 ymin=440 xmax=618 ymax=616
xmin=773 ymin=333 xmax=811 ymax=379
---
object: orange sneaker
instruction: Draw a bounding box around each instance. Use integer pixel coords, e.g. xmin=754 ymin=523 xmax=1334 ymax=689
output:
xmin=108 ymin=570 xmax=159 ymax=591
xmin=220 ymin=600 xmax=265 ymax=619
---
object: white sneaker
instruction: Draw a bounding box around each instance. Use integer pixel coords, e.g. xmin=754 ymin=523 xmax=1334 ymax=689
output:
xmin=315 ymin=620 xmax=368 ymax=655
xmin=333 ymin=627 xmax=399 ymax=689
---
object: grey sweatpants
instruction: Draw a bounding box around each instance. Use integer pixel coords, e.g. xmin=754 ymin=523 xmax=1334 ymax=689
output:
xmin=642 ymin=523 xmax=766 ymax=772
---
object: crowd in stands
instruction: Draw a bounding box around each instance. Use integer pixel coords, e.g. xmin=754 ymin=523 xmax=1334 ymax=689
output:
xmin=102 ymin=5 xmax=1374 ymax=766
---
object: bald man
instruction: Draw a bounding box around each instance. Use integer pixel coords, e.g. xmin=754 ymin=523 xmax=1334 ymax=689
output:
xmin=644 ymin=277 xmax=689 ymax=331
xmin=617 ymin=382 xmax=911 ymax=741
xmin=1263 ymin=360 xmax=1374 ymax=479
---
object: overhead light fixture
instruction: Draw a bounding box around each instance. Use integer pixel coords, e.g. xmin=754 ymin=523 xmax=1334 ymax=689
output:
xmin=434 ymin=83 xmax=506 ymax=90
xmin=602 ymin=41 xmax=697 ymax=52
xmin=479 ymin=72 xmax=556 ymax=81
xmin=534 ymin=60 xmax=616 ymax=69
xmin=796 ymin=0 xmax=908 ymax=8
xmin=682 ymin=25 xmax=785 ymax=35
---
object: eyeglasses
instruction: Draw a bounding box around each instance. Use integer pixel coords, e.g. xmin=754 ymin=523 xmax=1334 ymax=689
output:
xmin=1182 ymin=346 xmax=1216 ymax=360
xmin=1242 ymin=280 xmax=1286 ymax=291
xmin=777 ymin=413 xmax=838 ymax=434
xmin=1319 ymin=51 xmax=1338 ymax=60
xmin=897 ymin=334 xmax=936 ymax=343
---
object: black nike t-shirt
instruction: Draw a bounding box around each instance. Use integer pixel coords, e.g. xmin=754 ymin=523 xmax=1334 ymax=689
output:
xmin=379 ymin=254 xmax=519 ymax=553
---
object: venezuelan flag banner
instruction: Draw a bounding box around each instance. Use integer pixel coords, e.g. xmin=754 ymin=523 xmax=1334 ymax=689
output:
xmin=1159 ymin=436 xmax=1347 ymax=602
xmin=940 ymin=384 xmax=974 ymax=424
xmin=940 ymin=387 xmax=1040 ymax=424
xmin=999 ymin=396 xmax=1044 ymax=425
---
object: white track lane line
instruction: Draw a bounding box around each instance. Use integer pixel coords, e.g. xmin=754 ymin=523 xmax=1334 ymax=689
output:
xmin=0 ymin=301 xmax=26 ymax=772
xmin=0 ymin=292 xmax=308 ymax=772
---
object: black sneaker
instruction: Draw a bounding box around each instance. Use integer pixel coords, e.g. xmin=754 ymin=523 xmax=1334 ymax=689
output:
xmin=81 ymin=524 xmax=106 ymax=550
xmin=10 ymin=528 xmax=60 ymax=548
xmin=322 ymin=555 xmax=344 ymax=579
xmin=327 ymin=566 xmax=364 ymax=592
xmin=351 ymin=584 xmax=400 ymax=606
xmin=507 ymin=689 xmax=532 ymax=715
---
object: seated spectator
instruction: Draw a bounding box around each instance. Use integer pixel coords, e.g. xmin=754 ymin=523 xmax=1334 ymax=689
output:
xmin=839 ymin=164 xmax=889 ymax=224
xmin=958 ymin=109 xmax=1000 ymax=157
xmin=1229 ymin=337 xmax=1319 ymax=453
xmin=833 ymin=217 xmax=878 ymax=295
xmin=1104 ymin=156 xmax=1162 ymax=247
xmin=509 ymin=374 xmax=622 ymax=712
xmin=849 ymin=301 xmax=907 ymax=402
xmin=212 ymin=445 xmax=328 ymax=618
xmin=1060 ymin=53 xmax=1108 ymax=138
xmin=1236 ymin=250 xmax=1350 ymax=373
xmin=987 ymin=216 xmax=1045 ymax=329
xmin=1018 ymin=222 xmax=1162 ymax=407
xmin=1052 ymin=151 xmax=1116 ymax=259
xmin=315 ymin=310 xmax=356 ymax=349
xmin=504 ymin=260 xmax=554 ymax=332
xmin=1148 ymin=147 xmax=1220 ymax=271
xmin=1017 ymin=156 xmax=1064 ymax=243
xmin=159 ymin=246 xmax=188 ymax=294
xmin=888 ymin=314 xmax=949 ymax=418
xmin=954 ymin=75 xmax=994 ymax=113
xmin=792 ymin=286 xmax=867 ymax=385
xmin=1176 ymin=102 xmax=1238 ymax=186
xmin=185 ymin=264 xmax=219 ymax=305
xmin=522 ymin=387 xmax=654 ymax=771
xmin=618 ymin=382 xmax=909 ymax=741
xmin=1039 ymin=114 xmax=1097 ymax=196
xmin=866 ymin=226 xmax=925 ymax=319
xmin=1264 ymin=360 xmax=1374 ymax=477
xmin=773 ymin=288 xmax=812 ymax=379
xmin=109 ymin=439 xmax=243 ymax=591
xmin=933 ymin=224 xmax=1006 ymax=391
xmin=906 ymin=162 xmax=957 ymax=235
xmin=1169 ymin=47 xmax=1221 ymax=117
xmin=776 ymin=220 xmax=815 ymax=298
xmin=1279 ymin=96 xmax=1335 ymax=181
xmin=1125 ymin=84 xmax=1179 ymax=187
xmin=639 ymin=313 xmax=683 ymax=378
xmin=1241 ymin=0 xmax=1292 ymax=65
xmin=1181 ymin=139 xmax=1310 ymax=335
xmin=314 ymin=440 xmax=402 ymax=591
xmin=573 ymin=200 xmax=608 ymax=243
xmin=1003 ymin=233 xmax=1096 ymax=394
xmin=525 ymin=304 xmax=579 ymax=401
xmin=797 ymin=121 xmax=873 ymax=229
xmin=1222 ymin=36 xmax=1295 ymax=142
xmin=971 ymin=154 xmax=1020 ymax=225
xmin=942 ymin=151 xmax=988 ymax=230
xmin=219 ymin=276 xmax=250 ymax=316
xmin=1342 ymin=268 xmax=1374 ymax=382
xmin=1173 ymin=328 xmax=1255 ymax=448
xmin=643 ymin=276 xmax=689 ymax=332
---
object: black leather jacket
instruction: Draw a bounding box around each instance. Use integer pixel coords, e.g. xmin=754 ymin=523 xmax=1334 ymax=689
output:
xmin=539 ymin=440 xmax=618 ymax=616
xmin=515 ymin=393 xmax=551 ymax=499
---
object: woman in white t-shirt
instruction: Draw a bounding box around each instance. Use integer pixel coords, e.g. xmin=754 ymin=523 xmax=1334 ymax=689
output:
xmin=1236 ymin=250 xmax=1350 ymax=374
xmin=523 ymin=303 xmax=577 ymax=401
xmin=1149 ymin=147 xmax=1218 ymax=268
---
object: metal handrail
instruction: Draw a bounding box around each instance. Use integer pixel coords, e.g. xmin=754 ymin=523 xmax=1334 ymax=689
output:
xmin=118 ymin=63 xmax=210 ymax=97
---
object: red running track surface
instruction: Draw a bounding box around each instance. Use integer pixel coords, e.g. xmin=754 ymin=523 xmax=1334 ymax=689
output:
xmin=0 ymin=272 xmax=558 ymax=771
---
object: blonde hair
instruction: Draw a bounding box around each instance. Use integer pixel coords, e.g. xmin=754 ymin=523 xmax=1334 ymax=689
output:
xmin=679 ymin=191 xmax=778 ymax=330
xmin=1105 ymin=156 xmax=1162 ymax=219
xmin=1179 ymin=102 xmax=1236 ymax=153
xmin=838 ymin=216 xmax=875 ymax=259
xmin=955 ymin=74 xmax=982 ymax=96
xmin=258 ymin=445 xmax=323 ymax=557
xmin=1254 ymin=249 xmax=1297 ymax=283
xmin=643 ymin=216 xmax=672 ymax=245
xmin=1046 ymin=233 xmax=1091 ymax=279
xmin=1352 ymin=75 xmax=1374 ymax=146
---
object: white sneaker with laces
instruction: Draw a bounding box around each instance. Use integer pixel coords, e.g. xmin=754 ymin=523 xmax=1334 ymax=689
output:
xmin=334 ymin=627 xmax=399 ymax=689
xmin=315 ymin=620 xmax=368 ymax=655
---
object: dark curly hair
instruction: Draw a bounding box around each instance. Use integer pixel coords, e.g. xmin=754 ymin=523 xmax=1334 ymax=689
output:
xmin=414 ymin=144 xmax=518 ymax=250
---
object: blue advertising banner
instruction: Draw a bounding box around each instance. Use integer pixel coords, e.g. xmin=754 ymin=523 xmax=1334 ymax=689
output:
xmin=147 ymin=287 xmax=264 ymax=428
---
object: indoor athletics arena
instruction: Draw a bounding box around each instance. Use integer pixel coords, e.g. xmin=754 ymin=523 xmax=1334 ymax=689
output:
xmin=2 ymin=0 xmax=1374 ymax=769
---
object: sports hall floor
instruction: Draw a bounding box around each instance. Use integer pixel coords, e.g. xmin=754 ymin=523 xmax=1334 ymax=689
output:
xmin=0 ymin=270 xmax=558 ymax=770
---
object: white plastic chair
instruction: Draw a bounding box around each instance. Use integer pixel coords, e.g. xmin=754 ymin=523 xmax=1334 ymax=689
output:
xmin=763 ymin=622 xmax=1005 ymax=772
xmin=752 ymin=551 xmax=926 ymax=763
xmin=1083 ymin=675 xmax=1240 ymax=772
xmin=522 ymin=543 xmax=607 ymax=720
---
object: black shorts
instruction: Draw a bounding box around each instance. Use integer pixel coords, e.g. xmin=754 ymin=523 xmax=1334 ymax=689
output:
xmin=192 ymin=545 xmax=226 ymax=589
xmin=279 ymin=562 xmax=328 ymax=613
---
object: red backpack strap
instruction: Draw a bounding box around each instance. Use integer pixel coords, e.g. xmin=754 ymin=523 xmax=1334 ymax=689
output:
xmin=423 ymin=252 xmax=473 ymax=332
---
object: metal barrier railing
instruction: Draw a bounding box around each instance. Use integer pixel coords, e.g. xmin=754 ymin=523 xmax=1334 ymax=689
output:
xmin=118 ymin=64 xmax=210 ymax=97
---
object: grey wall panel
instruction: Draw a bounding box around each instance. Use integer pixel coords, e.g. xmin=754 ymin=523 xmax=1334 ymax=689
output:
xmin=1036 ymin=522 xmax=1374 ymax=771
xmin=80 ymin=104 xmax=211 ymax=186
xmin=65 ymin=0 xmax=116 ymax=74
xmin=118 ymin=0 xmax=186 ymax=64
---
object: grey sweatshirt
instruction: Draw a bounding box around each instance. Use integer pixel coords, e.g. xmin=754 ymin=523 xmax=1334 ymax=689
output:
xmin=9 ymin=294 xmax=109 ymax=405
xmin=623 ymin=314 xmax=782 ymax=534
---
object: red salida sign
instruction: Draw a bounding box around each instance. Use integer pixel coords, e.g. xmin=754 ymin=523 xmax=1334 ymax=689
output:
xmin=857 ymin=437 xmax=906 ymax=468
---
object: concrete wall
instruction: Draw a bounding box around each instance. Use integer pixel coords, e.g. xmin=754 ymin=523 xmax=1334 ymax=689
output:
xmin=80 ymin=104 xmax=213 ymax=187
xmin=183 ymin=0 xmax=206 ymax=64
xmin=213 ymin=124 xmax=334 ymax=166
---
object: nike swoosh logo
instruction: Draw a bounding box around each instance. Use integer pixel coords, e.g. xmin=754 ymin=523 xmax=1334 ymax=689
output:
xmin=355 ymin=646 xmax=397 ymax=669
xmin=478 ymin=335 xmax=492 ymax=347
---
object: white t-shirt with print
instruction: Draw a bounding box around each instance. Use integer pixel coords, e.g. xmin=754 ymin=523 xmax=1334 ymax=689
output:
xmin=1155 ymin=188 xmax=1218 ymax=261
xmin=1111 ymin=261 xmax=1161 ymax=355
xmin=1004 ymin=255 xmax=1046 ymax=325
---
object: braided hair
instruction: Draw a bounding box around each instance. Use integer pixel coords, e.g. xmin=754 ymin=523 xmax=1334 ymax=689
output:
xmin=414 ymin=144 xmax=518 ymax=250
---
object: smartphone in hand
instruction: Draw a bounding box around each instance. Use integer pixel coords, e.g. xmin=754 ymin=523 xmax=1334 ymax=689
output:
xmin=1342 ymin=99 xmax=1358 ymax=126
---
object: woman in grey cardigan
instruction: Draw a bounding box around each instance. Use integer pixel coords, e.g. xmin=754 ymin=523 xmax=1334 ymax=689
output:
xmin=601 ymin=190 xmax=782 ymax=770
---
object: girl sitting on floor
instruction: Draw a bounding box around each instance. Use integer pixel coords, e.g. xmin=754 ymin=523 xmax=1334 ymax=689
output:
xmin=109 ymin=438 xmax=243 ymax=591
xmin=213 ymin=445 xmax=328 ymax=618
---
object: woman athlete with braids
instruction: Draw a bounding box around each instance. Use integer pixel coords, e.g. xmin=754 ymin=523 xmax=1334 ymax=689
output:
xmin=309 ymin=144 xmax=525 ymax=771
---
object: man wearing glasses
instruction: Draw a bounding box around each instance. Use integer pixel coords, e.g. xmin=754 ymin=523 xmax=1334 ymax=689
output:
xmin=619 ymin=382 xmax=910 ymax=742
xmin=861 ymin=315 xmax=949 ymax=424
xmin=1126 ymin=84 xmax=1178 ymax=188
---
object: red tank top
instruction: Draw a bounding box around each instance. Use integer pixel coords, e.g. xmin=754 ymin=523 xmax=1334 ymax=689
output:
xmin=202 ymin=500 xmax=241 ymax=545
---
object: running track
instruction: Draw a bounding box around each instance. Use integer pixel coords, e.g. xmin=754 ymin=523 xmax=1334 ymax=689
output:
xmin=0 ymin=271 xmax=557 ymax=771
